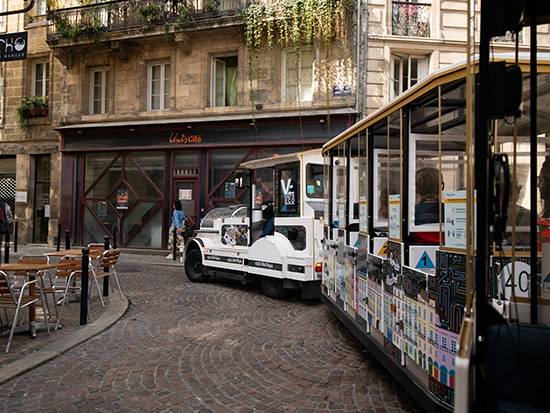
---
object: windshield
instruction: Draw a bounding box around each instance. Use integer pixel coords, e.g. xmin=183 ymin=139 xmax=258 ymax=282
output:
xmin=201 ymin=205 xmax=246 ymax=228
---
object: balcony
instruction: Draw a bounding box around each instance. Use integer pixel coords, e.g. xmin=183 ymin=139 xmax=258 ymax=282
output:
xmin=47 ymin=0 xmax=252 ymax=43
xmin=392 ymin=1 xmax=431 ymax=38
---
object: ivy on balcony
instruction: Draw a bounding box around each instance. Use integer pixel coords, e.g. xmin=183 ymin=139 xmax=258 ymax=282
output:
xmin=47 ymin=0 xmax=246 ymax=42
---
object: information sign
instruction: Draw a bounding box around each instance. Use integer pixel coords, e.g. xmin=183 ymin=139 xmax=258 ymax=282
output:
xmin=0 ymin=32 xmax=27 ymax=62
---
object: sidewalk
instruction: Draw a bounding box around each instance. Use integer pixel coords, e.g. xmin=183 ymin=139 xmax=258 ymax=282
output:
xmin=0 ymin=244 xmax=129 ymax=385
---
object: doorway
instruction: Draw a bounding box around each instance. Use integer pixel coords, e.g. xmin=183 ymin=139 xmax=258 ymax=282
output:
xmin=33 ymin=155 xmax=51 ymax=243
xmin=173 ymin=179 xmax=199 ymax=229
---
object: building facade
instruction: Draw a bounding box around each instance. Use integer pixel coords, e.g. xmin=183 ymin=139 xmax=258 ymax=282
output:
xmin=43 ymin=0 xmax=357 ymax=248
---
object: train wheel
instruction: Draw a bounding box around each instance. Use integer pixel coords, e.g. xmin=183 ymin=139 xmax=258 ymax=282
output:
xmin=260 ymin=277 xmax=286 ymax=299
xmin=185 ymin=249 xmax=208 ymax=282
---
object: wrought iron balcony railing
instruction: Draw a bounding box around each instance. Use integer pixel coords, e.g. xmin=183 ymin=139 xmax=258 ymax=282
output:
xmin=47 ymin=0 xmax=252 ymax=41
xmin=392 ymin=1 xmax=431 ymax=38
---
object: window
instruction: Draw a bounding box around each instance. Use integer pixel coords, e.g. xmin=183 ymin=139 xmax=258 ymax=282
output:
xmin=89 ymin=67 xmax=110 ymax=114
xmin=36 ymin=0 xmax=47 ymax=15
xmin=32 ymin=61 xmax=49 ymax=97
xmin=451 ymin=340 xmax=457 ymax=354
xmin=283 ymin=48 xmax=314 ymax=102
xmin=391 ymin=54 xmax=428 ymax=99
xmin=147 ymin=62 xmax=170 ymax=111
xmin=210 ymin=55 xmax=238 ymax=107
xmin=442 ymin=336 xmax=447 ymax=351
xmin=306 ymin=164 xmax=323 ymax=198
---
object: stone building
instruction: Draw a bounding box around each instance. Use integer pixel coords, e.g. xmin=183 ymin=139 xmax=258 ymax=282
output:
xmin=38 ymin=0 xmax=357 ymax=249
xmin=0 ymin=0 xmax=60 ymax=245
xmin=358 ymin=0 xmax=550 ymax=115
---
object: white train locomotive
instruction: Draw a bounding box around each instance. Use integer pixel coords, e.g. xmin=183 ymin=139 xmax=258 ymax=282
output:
xmin=184 ymin=149 xmax=324 ymax=298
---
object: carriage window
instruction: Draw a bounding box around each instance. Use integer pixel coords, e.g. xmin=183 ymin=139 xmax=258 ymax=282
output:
xmin=388 ymin=111 xmax=402 ymax=240
xmin=336 ymin=142 xmax=347 ymax=229
xmin=359 ymin=130 xmax=368 ymax=233
xmin=253 ymin=167 xmax=274 ymax=209
xmin=324 ymin=153 xmax=331 ymax=227
xmin=349 ymin=136 xmax=360 ymax=225
xmin=306 ymin=164 xmax=324 ymax=198
xmin=277 ymin=166 xmax=299 ymax=216
xmin=373 ymin=119 xmax=391 ymax=231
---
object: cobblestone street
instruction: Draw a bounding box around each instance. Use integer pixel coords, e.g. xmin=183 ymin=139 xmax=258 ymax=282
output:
xmin=0 ymin=255 xmax=417 ymax=413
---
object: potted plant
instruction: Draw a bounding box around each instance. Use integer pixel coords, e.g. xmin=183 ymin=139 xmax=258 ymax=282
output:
xmin=17 ymin=96 xmax=49 ymax=128
xmin=138 ymin=2 xmax=164 ymax=25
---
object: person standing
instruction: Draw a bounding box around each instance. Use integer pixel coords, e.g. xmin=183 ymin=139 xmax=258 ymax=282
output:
xmin=0 ymin=200 xmax=13 ymax=237
xmin=167 ymin=200 xmax=185 ymax=259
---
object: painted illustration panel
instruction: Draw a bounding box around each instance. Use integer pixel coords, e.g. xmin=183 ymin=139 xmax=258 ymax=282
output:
xmin=221 ymin=224 xmax=248 ymax=246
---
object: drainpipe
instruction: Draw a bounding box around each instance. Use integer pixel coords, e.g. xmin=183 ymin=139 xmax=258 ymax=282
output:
xmin=355 ymin=0 xmax=362 ymax=118
xmin=361 ymin=0 xmax=368 ymax=119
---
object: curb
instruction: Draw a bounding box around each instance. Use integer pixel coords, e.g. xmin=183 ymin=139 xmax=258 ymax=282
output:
xmin=0 ymin=295 xmax=130 ymax=385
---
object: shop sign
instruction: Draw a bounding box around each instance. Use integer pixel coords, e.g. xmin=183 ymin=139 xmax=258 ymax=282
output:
xmin=0 ymin=32 xmax=28 ymax=62
xmin=15 ymin=191 xmax=27 ymax=203
xmin=116 ymin=189 xmax=128 ymax=210
xmin=169 ymin=132 xmax=202 ymax=145
xmin=332 ymin=84 xmax=352 ymax=97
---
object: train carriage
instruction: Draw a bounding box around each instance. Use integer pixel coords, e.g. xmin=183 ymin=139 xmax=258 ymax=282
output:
xmin=321 ymin=51 xmax=550 ymax=412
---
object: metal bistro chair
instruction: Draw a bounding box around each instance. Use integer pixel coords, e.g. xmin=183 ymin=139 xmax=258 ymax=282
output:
xmin=50 ymin=257 xmax=83 ymax=331
xmin=89 ymin=249 xmax=123 ymax=305
xmin=0 ymin=270 xmax=50 ymax=353
xmin=16 ymin=256 xmax=55 ymax=321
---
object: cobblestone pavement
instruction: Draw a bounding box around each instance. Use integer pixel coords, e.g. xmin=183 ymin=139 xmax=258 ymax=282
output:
xmin=0 ymin=254 xmax=419 ymax=413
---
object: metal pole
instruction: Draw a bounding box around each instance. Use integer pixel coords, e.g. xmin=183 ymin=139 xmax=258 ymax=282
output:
xmin=3 ymin=232 xmax=9 ymax=264
xmin=530 ymin=14 xmax=539 ymax=325
xmin=173 ymin=226 xmax=177 ymax=261
xmin=56 ymin=222 xmax=61 ymax=251
xmin=80 ymin=247 xmax=89 ymax=325
xmin=13 ymin=220 xmax=18 ymax=253
xmin=103 ymin=235 xmax=110 ymax=297
xmin=65 ymin=229 xmax=71 ymax=250
xmin=474 ymin=0 xmax=491 ymax=408
xmin=112 ymin=224 xmax=117 ymax=249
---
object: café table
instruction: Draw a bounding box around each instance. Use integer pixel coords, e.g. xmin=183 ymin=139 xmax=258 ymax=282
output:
xmin=0 ymin=262 xmax=73 ymax=337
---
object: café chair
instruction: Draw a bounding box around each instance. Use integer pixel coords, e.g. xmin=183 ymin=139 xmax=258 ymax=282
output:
xmin=90 ymin=249 xmax=123 ymax=305
xmin=0 ymin=270 xmax=50 ymax=353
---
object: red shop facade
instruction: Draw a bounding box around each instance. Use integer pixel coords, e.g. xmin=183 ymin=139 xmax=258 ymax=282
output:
xmin=58 ymin=112 xmax=354 ymax=249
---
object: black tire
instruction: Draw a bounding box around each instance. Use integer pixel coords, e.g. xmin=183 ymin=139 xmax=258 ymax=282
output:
xmin=260 ymin=277 xmax=286 ymax=299
xmin=185 ymin=249 xmax=208 ymax=282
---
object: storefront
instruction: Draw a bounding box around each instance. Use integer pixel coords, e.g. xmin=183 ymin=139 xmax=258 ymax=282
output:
xmin=59 ymin=112 xmax=353 ymax=249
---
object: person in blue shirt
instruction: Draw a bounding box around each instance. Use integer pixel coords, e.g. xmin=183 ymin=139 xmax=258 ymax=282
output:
xmin=167 ymin=200 xmax=186 ymax=259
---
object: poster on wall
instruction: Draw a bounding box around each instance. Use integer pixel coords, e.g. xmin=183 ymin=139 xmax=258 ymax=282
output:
xmin=224 ymin=182 xmax=236 ymax=198
xmin=116 ymin=189 xmax=128 ymax=210
xmin=179 ymin=189 xmax=193 ymax=200
xmin=388 ymin=195 xmax=400 ymax=239
xmin=443 ymin=191 xmax=467 ymax=249
xmin=359 ymin=202 xmax=368 ymax=233
xmin=96 ymin=201 xmax=107 ymax=218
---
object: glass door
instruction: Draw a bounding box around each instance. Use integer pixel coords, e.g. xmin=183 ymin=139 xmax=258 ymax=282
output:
xmin=33 ymin=155 xmax=50 ymax=243
xmin=173 ymin=179 xmax=199 ymax=229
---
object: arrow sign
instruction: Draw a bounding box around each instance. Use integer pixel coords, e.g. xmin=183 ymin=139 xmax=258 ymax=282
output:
xmin=416 ymin=251 xmax=435 ymax=269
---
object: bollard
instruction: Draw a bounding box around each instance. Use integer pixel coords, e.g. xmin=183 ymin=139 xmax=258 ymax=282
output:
xmin=4 ymin=232 xmax=9 ymax=264
xmin=112 ymin=224 xmax=117 ymax=249
xmin=80 ymin=247 xmax=89 ymax=326
xmin=65 ymin=229 xmax=71 ymax=250
xmin=56 ymin=223 xmax=61 ymax=251
xmin=103 ymin=235 xmax=110 ymax=297
xmin=13 ymin=220 xmax=18 ymax=253
xmin=173 ymin=226 xmax=177 ymax=261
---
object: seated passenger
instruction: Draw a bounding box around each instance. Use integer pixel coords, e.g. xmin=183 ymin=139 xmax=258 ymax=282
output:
xmin=415 ymin=167 xmax=442 ymax=225
xmin=261 ymin=202 xmax=275 ymax=237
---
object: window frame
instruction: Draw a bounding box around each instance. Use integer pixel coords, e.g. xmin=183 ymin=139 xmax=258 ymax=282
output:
xmin=36 ymin=0 xmax=47 ymax=16
xmin=282 ymin=47 xmax=314 ymax=103
xmin=147 ymin=61 xmax=171 ymax=111
xmin=31 ymin=60 xmax=49 ymax=97
xmin=89 ymin=66 xmax=110 ymax=115
xmin=210 ymin=53 xmax=238 ymax=108
xmin=390 ymin=54 xmax=429 ymax=99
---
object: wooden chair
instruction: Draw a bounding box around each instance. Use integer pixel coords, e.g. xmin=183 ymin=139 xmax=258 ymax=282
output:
xmin=0 ymin=270 xmax=50 ymax=353
xmin=90 ymin=249 xmax=123 ymax=305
